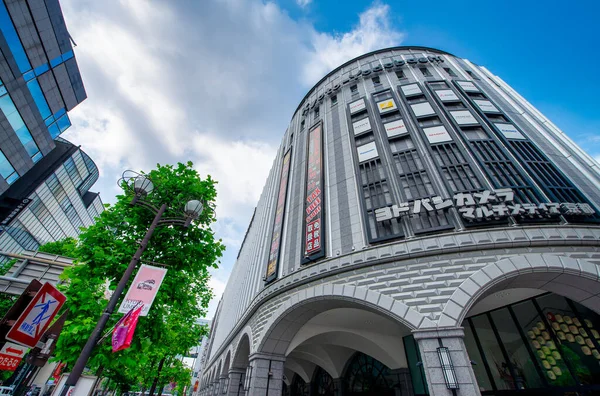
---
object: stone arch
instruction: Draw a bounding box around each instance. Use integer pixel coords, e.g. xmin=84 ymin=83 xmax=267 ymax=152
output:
xmin=256 ymin=285 xmax=429 ymax=355
xmin=439 ymin=254 xmax=600 ymax=327
xmin=231 ymin=328 xmax=252 ymax=370
xmin=221 ymin=350 xmax=231 ymax=376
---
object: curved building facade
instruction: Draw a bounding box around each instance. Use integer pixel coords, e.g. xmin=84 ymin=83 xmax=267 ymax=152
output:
xmin=199 ymin=46 xmax=600 ymax=396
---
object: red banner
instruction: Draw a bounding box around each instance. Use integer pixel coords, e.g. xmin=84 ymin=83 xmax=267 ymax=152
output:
xmin=112 ymin=305 xmax=143 ymax=352
xmin=265 ymin=149 xmax=292 ymax=281
xmin=304 ymin=124 xmax=324 ymax=257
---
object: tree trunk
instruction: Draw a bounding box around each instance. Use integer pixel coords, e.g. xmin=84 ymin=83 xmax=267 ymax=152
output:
xmin=148 ymin=357 xmax=165 ymax=396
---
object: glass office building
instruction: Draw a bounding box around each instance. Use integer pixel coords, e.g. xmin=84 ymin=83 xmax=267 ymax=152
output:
xmin=0 ymin=0 xmax=102 ymax=255
xmin=199 ymin=46 xmax=600 ymax=396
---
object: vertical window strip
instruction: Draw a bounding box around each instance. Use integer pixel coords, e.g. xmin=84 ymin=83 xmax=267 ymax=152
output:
xmin=0 ymin=91 xmax=42 ymax=161
xmin=0 ymin=149 xmax=18 ymax=184
xmin=0 ymin=1 xmax=31 ymax=73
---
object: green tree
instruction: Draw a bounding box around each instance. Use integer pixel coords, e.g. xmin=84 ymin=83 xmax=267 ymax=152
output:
xmin=40 ymin=162 xmax=224 ymax=391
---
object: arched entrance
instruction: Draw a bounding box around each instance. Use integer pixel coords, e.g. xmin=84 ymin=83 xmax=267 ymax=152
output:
xmin=253 ymin=290 xmax=420 ymax=396
xmin=451 ymin=255 xmax=600 ymax=395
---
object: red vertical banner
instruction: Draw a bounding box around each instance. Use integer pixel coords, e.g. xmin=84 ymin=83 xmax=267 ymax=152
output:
xmin=303 ymin=123 xmax=325 ymax=263
xmin=265 ymin=149 xmax=292 ymax=283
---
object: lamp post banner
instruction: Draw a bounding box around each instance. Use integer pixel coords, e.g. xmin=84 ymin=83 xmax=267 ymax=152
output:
xmin=117 ymin=264 xmax=167 ymax=316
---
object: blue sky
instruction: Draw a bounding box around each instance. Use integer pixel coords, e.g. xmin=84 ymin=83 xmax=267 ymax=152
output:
xmin=60 ymin=0 xmax=600 ymax=318
xmin=284 ymin=0 xmax=600 ymax=155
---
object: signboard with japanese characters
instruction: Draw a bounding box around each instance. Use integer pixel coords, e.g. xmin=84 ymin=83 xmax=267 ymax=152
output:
xmin=349 ymin=98 xmax=366 ymax=114
xmin=6 ymin=282 xmax=66 ymax=348
xmin=401 ymin=84 xmax=422 ymax=96
xmin=411 ymin=102 xmax=436 ymax=118
xmin=265 ymin=149 xmax=292 ymax=282
xmin=303 ymin=124 xmax=325 ymax=260
xmin=450 ymin=110 xmax=478 ymax=125
xmin=357 ymin=142 xmax=379 ymax=163
xmin=423 ymin=125 xmax=453 ymax=144
xmin=352 ymin=117 xmax=371 ymax=136
xmin=474 ymin=99 xmax=499 ymax=113
xmin=377 ymin=99 xmax=397 ymax=114
xmin=0 ymin=342 xmax=26 ymax=371
xmin=375 ymin=188 xmax=596 ymax=223
xmin=495 ymin=123 xmax=526 ymax=140
xmin=457 ymin=81 xmax=479 ymax=92
xmin=384 ymin=119 xmax=409 ymax=138
xmin=435 ymin=90 xmax=459 ymax=102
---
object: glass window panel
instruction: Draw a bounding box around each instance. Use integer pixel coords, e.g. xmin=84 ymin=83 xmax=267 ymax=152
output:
xmin=34 ymin=64 xmax=49 ymax=76
xmin=490 ymin=308 xmax=544 ymax=389
xmin=463 ymin=321 xmax=494 ymax=392
xmin=56 ymin=114 xmax=71 ymax=133
xmin=535 ymin=294 xmax=600 ymax=385
xmin=48 ymin=123 xmax=60 ymax=139
xmin=50 ymin=57 xmax=62 ymax=68
xmin=26 ymin=80 xmax=52 ymax=119
xmin=471 ymin=314 xmax=512 ymax=390
xmin=62 ymin=50 xmax=74 ymax=61
xmin=0 ymin=2 xmax=31 ymax=73
xmin=512 ymin=299 xmax=576 ymax=387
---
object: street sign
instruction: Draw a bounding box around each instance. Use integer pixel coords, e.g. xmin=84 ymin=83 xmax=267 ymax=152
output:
xmin=6 ymin=282 xmax=66 ymax=348
xmin=0 ymin=341 xmax=26 ymax=371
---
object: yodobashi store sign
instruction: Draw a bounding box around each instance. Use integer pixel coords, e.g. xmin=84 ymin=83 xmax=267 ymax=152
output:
xmin=265 ymin=149 xmax=292 ymax=282
xmin=349 ymin=99 xmax=366 ymax=114
xmin=375 ymin=188 xmax=596 ymax=223
xmin=304 ymin=124 xmax=324 ymax=258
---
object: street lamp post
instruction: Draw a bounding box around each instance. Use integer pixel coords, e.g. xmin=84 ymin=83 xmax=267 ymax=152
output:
xmin=59 ymin=172 xmax=204 ymax=396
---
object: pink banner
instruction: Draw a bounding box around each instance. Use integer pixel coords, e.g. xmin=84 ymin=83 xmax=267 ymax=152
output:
xmin=118 ymin=264 xmax=167 ymax=316
xmin=112 ymin=305 xmax=143 ymax=352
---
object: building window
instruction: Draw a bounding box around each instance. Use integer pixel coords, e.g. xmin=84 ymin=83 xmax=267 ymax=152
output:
xmin=420 ymin=67 xmax=432 ymax=77
xmin=300 ymin=120 xmax=305 ymax=130
xmin=443 ymin=67 xmax=457 ymax=77
xmin=0 ymin=88 xmax=42 ymax=162
xmin=311 ymin=367 xmax=335 ymax=395
xmin=395 ymin=70 xmax=405 ymax=79
xmin=350 ymin=84 xmax=358 ymax=94
xmin=331 ymin=95 xmax=337 ymax=106
xmin=372 ymin=76 xmax=381 ymax=86
xmin=314 ymin=107 xmax=319 ymax=118
xmin=0 ymin=150 xmax=18 ymax=184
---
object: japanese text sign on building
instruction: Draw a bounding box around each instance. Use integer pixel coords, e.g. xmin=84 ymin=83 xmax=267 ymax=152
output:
xmin=375 ymin=188 xmax=596 ymax=223
xmin=304 ymin=124 xmax=324 ymax=257
xmin=118 ymin=264 xmax=167 ymax=316
xmin=6 ymin=282 xmax=66 ymax=348
xmin=0 ymin=342 xmax=26 ymax=371
xmin=265 ymin=149 xmax=292 ymax=281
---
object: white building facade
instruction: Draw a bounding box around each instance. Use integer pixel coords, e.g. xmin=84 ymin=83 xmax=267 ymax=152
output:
xmin=200 ymin=46 xmax=600 ymax=396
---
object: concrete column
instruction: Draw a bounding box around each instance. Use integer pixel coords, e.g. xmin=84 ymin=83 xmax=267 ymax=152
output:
xmin=247 ymin=353 xmax=285 ymax=396
xmin=413 ymin=327 xmax=480 ymax=396
xmin=227 ymin=369 xmax=245 ymax=396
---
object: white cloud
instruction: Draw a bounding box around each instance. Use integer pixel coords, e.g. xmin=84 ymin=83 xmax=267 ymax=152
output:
xmin=302 ymin=3 xmax=404 ymax=85
xmin=297 ymin=0 xmax=312 ymax=7
xmin=60 ymin=0 xmax=404 ymax=318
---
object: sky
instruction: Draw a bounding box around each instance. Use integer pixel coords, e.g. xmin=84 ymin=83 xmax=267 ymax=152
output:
xmin=58 ymin=0 xmax=600 ymax=319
